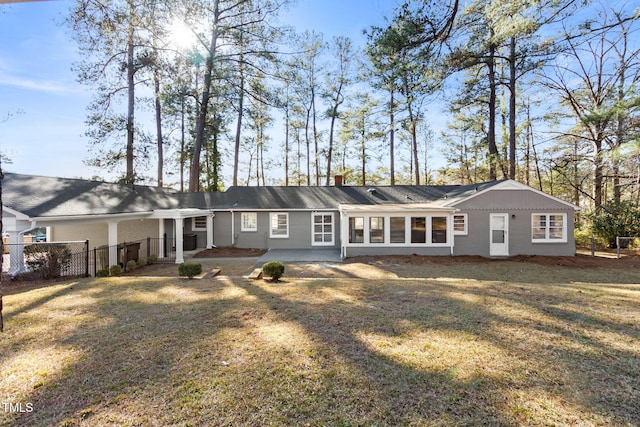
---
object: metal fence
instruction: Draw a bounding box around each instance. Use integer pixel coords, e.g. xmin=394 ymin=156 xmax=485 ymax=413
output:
xmin=89 ymin=236 xmax=176 ymax=275
xmin=2 ymin=240 xmax=90 ymax=278
xmin=2 ymin=235 xmax=177 ymax=278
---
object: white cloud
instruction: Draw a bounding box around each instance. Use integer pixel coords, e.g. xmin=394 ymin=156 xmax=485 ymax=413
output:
xmin=0 ymin=72 xmax=71 ymax=95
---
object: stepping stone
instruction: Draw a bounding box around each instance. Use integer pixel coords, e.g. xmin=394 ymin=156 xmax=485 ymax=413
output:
xmin=245 ymin=268 xmax=263 ymax=280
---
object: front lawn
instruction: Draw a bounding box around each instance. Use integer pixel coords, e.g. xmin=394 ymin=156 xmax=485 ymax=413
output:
xmin=1 ymin=259 xmax=639 ymax=426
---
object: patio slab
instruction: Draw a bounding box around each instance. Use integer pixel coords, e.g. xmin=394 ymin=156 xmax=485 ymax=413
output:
xmin=257 ymin=249 xmax=342 ymax=263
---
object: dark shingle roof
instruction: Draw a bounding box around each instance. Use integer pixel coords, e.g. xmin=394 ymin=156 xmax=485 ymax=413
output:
xmin=2 ymin=173 xmax=182 ymax=217
xmin=217 ymin=181 xmax=506 ymax=210
xmin=2 ymin=172 xmax=507 ymax=217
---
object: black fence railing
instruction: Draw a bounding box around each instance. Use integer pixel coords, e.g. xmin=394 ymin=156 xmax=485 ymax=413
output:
xmin=90 ymin=236 xmax=176 ymax=276
xmin=2 ymin=240 xmax=90 ymax=278
xmin=2 ymin=236 xmax=177 ymax=278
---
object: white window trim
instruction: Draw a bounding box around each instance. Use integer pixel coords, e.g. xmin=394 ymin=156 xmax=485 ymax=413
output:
xmin=531 ymin=213 xmax=568 ymax=243
xmin=311 ymin=212 xmax=334 ymax=246
xmin=192 ymin=216 xmax=207 ymax=231
xmin=344 ymin=214 xmax=452 ymax=247
xmin=270 ymin=212 xmax=289 ymax=239
xmin=453 ymin=213 xmax=468 ymax=235
xmin=241 ymin=212 xmax=258 ymax=232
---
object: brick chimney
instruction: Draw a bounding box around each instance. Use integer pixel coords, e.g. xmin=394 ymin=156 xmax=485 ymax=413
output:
xmin=334 ymin=175 xmax=343 ymax=186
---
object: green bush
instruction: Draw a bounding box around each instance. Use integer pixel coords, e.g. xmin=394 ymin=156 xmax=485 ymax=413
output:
xmin=591 ymin=201 xmax=640 ymax=248
xmin=147 ymin=254 xmax=158 ymax=265
xmin=24 ymin=244 xmax=72 ymax=279
xmin=137 ymin=257 xmax=147 ymax=267
xmin=179 ymin=261 xmax=202 ymax=278
xmin=262 ymin=261 xmax=285 ymax=282
xmin=96 ymin=268 xmax=110 ymax=277
xmin=126 ymin=260 xmax=137 ymax=271
xmin=109 ymin=265 xmax=122 ymax=276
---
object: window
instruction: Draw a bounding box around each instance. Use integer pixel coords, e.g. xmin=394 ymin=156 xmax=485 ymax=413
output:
xmin=241 ymin=212 xmax=257 ymax=232
xmin=532 ymin=213 xmax=567 ymax=242
xmin=390 ymin=217 xmax=405 ymax=243
xmin=192 ymin=216 xmax=207 ymax=231
xmin=349 ymin=217 xmax=364 ymax=243
xmin=312 ymin=213 xmax=334 ymax=245
xmin=431 ymin=216 xmax=447 ymax=244
xmin=270 ymin=212 xmax=289 ymax=238
xmin=411 ymin=217 xmax=426 ymax=243
xmin=453 ymin=214 xmax=467 ymax=235
xmin=369 ymin=217 xmax=384 ymax=243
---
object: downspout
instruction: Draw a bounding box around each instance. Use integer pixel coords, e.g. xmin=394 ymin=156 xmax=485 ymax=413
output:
xmin=231 ymin=211 xmax=235 ymax=246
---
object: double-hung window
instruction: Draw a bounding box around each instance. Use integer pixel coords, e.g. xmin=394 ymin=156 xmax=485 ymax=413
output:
xmin=369 ymin=217 xmax=384 ymax=243
xmin=453 ymin=214 xmax=468 ymax=235
xmin=270 ymin=212 xmax=289 ymax=238
xmin=241 ymin=212 xmax=257 ymax=232
xmin=192 ymin=216 xmax=207 ymax=231
xmin=349 ymin=217 xmax=364 ymax=243
xmin=532 ymin=213 xmax=567 ymax=243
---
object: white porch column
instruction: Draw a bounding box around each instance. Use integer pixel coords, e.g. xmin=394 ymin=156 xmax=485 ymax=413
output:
xmin=158 ymin=219 xmax=165 ymax=258
xmin=7 ymin=231 xmax=25 ymax=276
xmin=206 ymin=213 xmax=214 ymax=249
xmin=175 ymin=217 xmax=184 ymax=264
xmin=108 ymin=221 xmax=119 ymax=267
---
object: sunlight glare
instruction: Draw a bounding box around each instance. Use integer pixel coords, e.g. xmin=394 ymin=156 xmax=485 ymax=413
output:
xmin=168 ymin=18 xmax=197 ymax=50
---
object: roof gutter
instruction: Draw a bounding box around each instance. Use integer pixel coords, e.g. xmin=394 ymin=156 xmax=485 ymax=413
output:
xmin=32 ymin=211 xmax=154 ymax=225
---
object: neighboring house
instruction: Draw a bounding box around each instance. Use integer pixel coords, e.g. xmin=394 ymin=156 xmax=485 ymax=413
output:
xmin=2 ymin=173 xmax=579 ymax=274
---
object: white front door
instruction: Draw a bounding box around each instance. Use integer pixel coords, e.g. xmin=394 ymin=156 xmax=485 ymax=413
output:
xmin=489 ymin=213 xmax=509 ymax=256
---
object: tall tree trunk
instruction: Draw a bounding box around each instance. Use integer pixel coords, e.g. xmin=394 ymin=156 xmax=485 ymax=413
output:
xmin=305 ymin=105 xmax=312 ymax=186
xmin=285 ymin=95 xmax=290 ymax=186
xmin=361 ymin=115 xmax=366 ymax=186
xmin=411 ymin=121 xmax=420 ymax=185
xmin=125 ymin=7 xmax=135 ymax=184
xmin=154 ymin=69 xmax=163 ymax=187
xmin=312 ymin=91 xmax=320 ymax=186
xmin=190 ymin=0 xmax=220 ymax=192
xmin=487 ymin=41 xmax=499 ymax=181
xmin=594 ymin=137 xmax=604 ymax=209
xmin=508 ymin=36 xmax=517 ymax=180
xmin=180 ymin=95 xmax=185 ymax=192
xmin=233 ymin=50 xmax=245 ymax=187
xmin=389 ymin=90 xmax=395 ymax=186
xmin=326 ymin=108 xmax=337 ymax=186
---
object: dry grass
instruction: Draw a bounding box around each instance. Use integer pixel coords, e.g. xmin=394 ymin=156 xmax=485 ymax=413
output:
xmin=1 ymin=258 xmax=639 ymax=426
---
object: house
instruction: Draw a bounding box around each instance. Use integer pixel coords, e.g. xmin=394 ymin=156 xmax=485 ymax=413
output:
xmin=2 ymin=173 xmax=579 ymax=274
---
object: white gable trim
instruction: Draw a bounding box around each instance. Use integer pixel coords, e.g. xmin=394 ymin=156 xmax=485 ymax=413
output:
xmin=2 ymin=206 xmax=31 ymax=221
xmin=447 ymin=180 xmax=581 ymax=211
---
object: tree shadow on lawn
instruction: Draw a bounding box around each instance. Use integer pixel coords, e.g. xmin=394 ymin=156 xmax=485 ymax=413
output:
xmin=2 ymin=275 xmax=639 ymax=426
xmin=349 ymin=255 xmax=640 ymax=285
xmin=238 ymin=278 xmax=640 ymax=426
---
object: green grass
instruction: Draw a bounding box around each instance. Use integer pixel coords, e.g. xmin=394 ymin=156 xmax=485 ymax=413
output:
xmin=1 ymin=260 xmax=639 ymax=426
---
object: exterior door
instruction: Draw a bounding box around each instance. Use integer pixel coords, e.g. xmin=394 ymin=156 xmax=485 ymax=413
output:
xmin=489 ymin=213 xmax=509 ymax=256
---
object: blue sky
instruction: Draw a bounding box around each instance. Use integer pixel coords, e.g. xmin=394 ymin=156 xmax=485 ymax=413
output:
xmin=0 ymin=0 xmax=398 ymax=182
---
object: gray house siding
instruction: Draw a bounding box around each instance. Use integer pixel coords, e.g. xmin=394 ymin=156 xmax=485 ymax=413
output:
xmin=452 ymin=190 xmax=576 ymax=257
xmin=212 ymin=210 xmax=341 ymax=250
xmin=345 ymin=246 xmax=451 ymax=257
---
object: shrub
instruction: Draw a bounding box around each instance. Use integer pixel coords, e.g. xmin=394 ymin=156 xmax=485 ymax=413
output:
xmin=24 ymin=244 xmax=72 ymax=279
xmin=179 ymin=261 xmax=202 ymax=279
xmin=96 ymin=268 xmax=110 ymax=277
xmin=591 ymin=201 xmax=640 ymax=248
xmin=126 ymin=260 xmax=137 ymax=272
xmin=147 ymin=254 xmax=158 ymax=265
xmin=262 ymin=261 xmax=285 ymax=282
xmin=137 ymin=257 xmax=147 ymax=267
xmin=109 ymin=265 xmax=122 ymax=276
